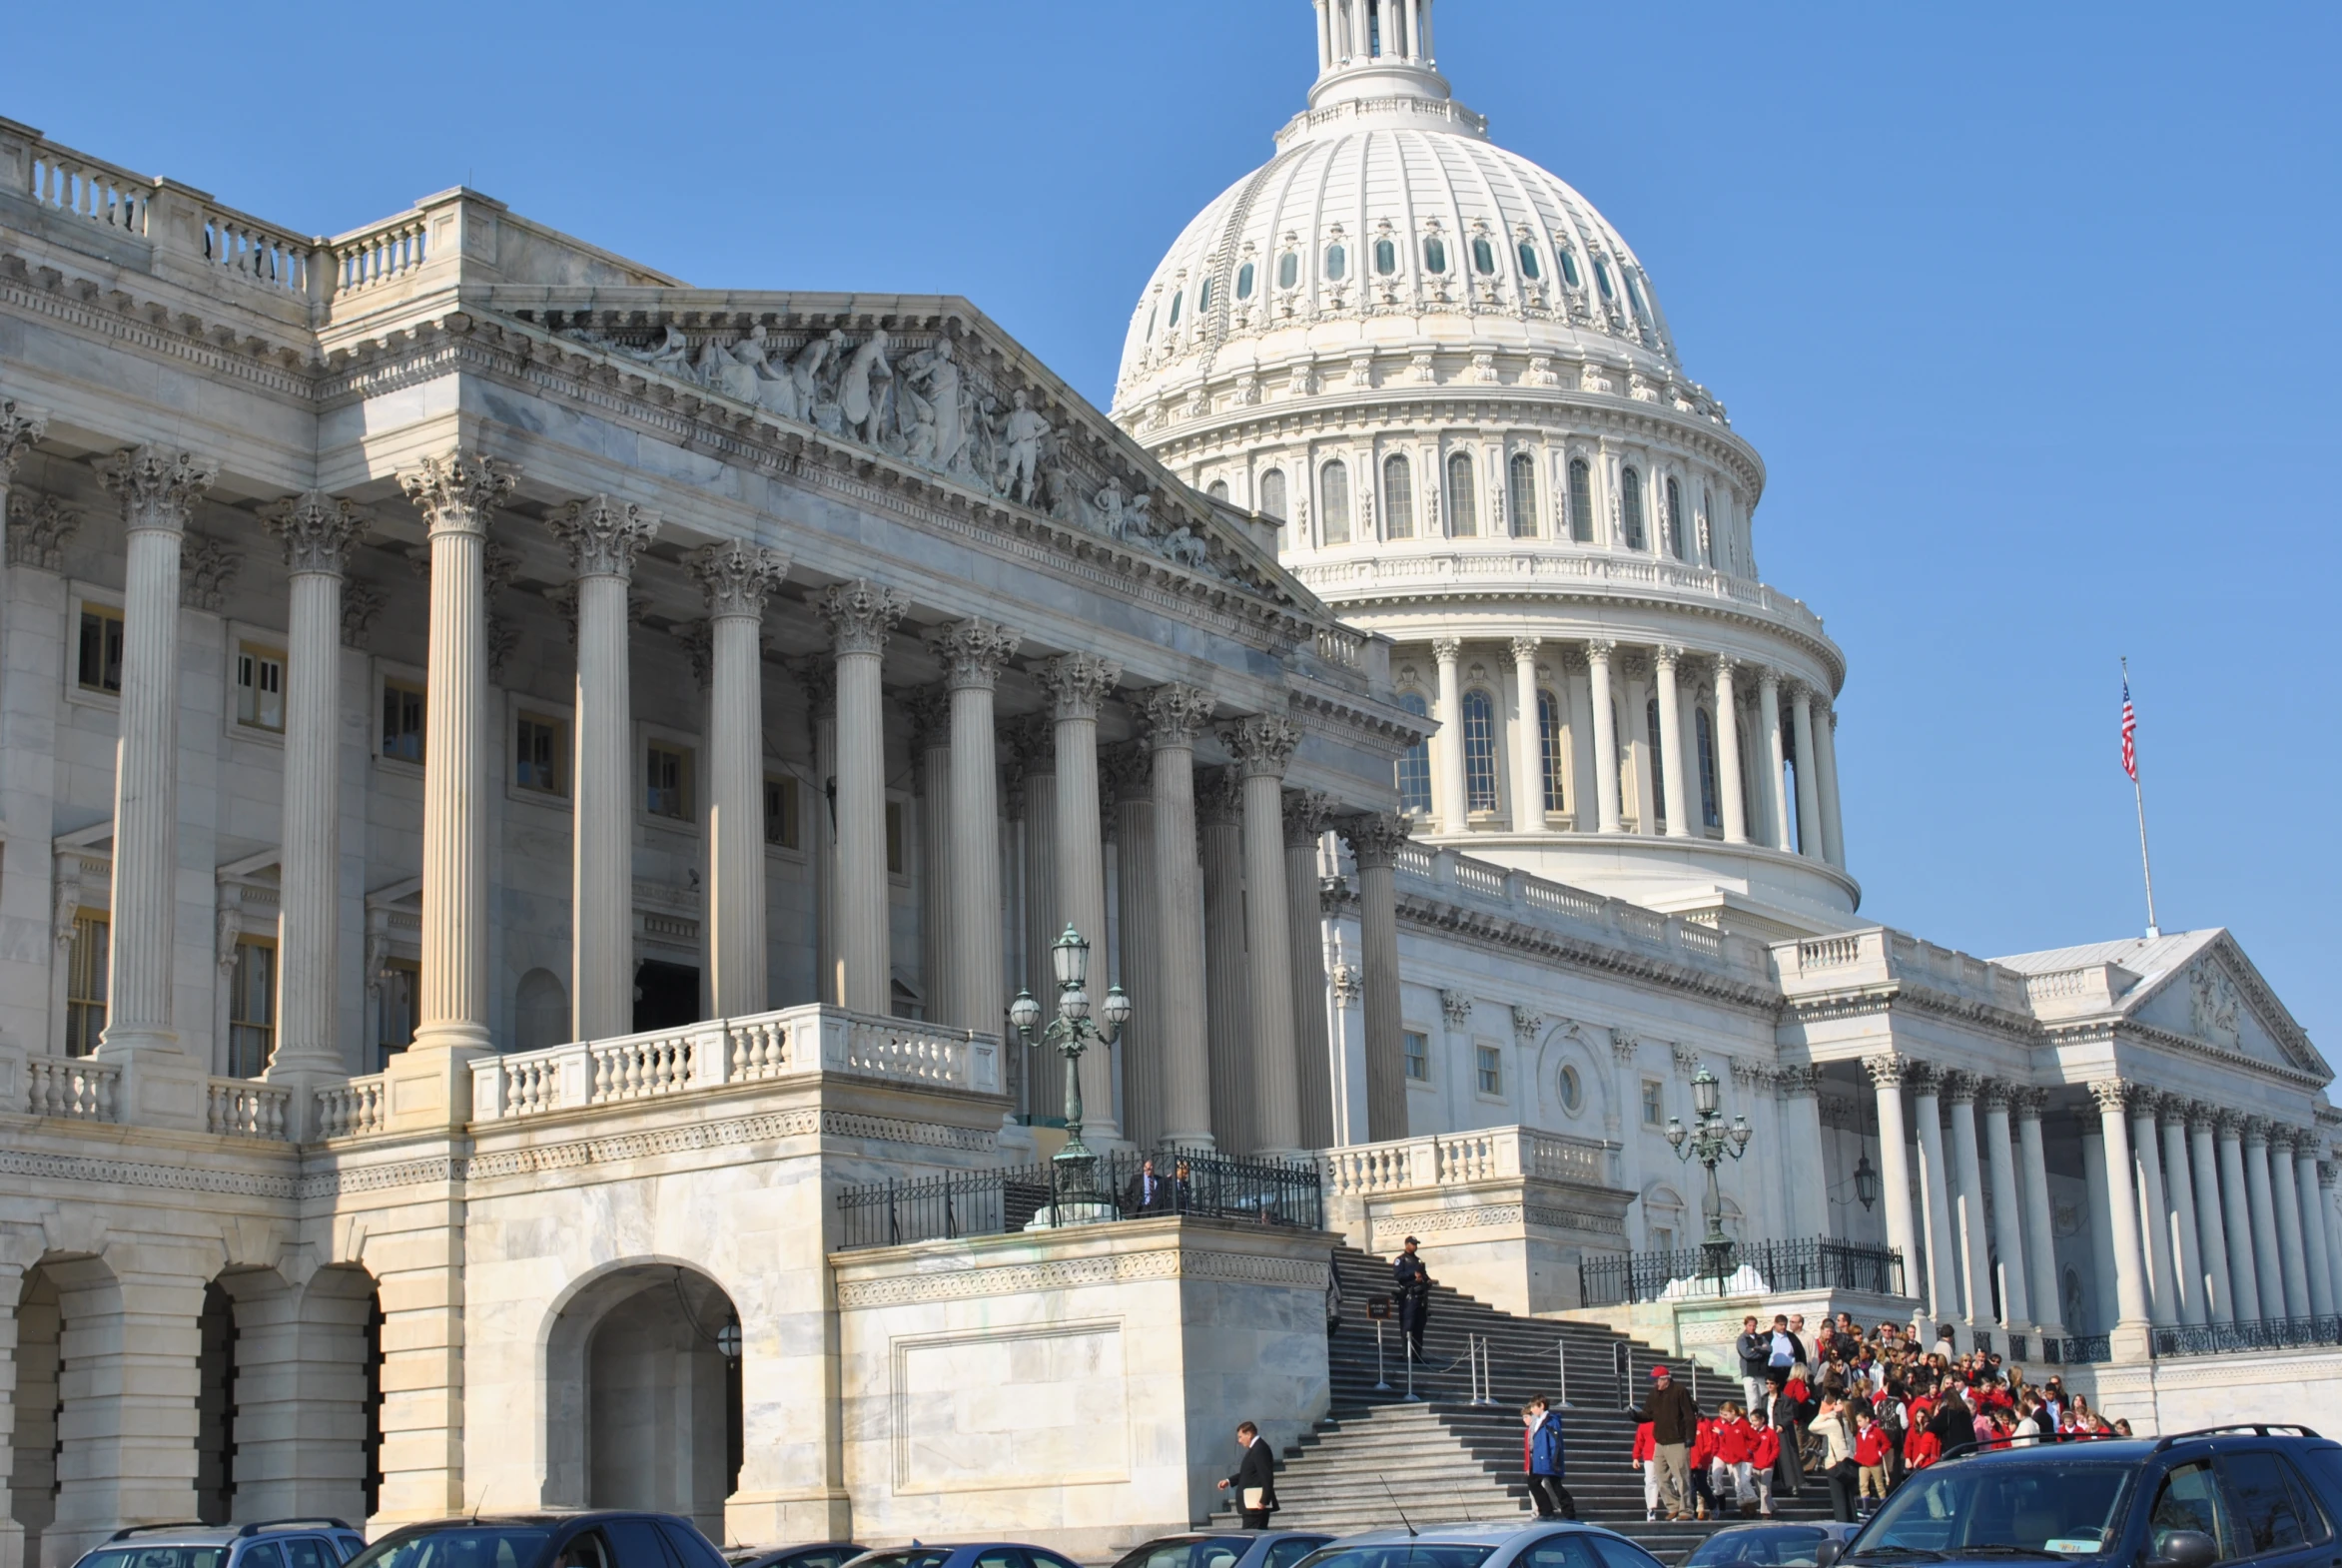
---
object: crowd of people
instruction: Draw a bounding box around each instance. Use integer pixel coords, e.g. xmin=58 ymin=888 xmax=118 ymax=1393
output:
xmin=1627 ymin=1311 xmax=2132 ymax=1525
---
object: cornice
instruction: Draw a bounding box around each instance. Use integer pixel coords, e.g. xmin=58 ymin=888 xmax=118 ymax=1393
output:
xmin=0 ymin=248 xmax=320 ymax=403
xmin=2038 ymin=1016 xmax=2329 ymax=1093
xmin=1394 ymin=888 xmax=1782 ymax=1018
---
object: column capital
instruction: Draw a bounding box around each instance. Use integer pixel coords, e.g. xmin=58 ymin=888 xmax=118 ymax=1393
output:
xmin=1906 ymin=1059 xmax=1944 ymax=1097
xmin=97 ymin=443 xmax=217 ymax=534
xmin=1037 ymin=651 xmax=1124 ymax=721
xmin=818 ymin=578 xmax=908 ymax=656
xmin=1139 ymin=682 xmax=1215 ymax=749
xmin=1512 ymin=1005 xmax=1545 ymax=1043
xmin=2241 ymin=1115 xmax=2272 ymax=1146
xmin=398 ymin=450 xmax=515 ymax=538
xmin=261 ymin=490 xmax=366 ymax=577
xmin=1713 ymin=652 xmax=1741 ymax=680
xmin=1222 ymin=713 xmax=1301 ymax=780
xmin=1756 ymin=665 xmax=1782 ymax=693
xmin=2088 ymin=1079 xmax=2142 ymax=1116
xmin=1653 ymin=642 xmax=1686 ymax=673
xmin=2320 ymin=1163 xmax=2338 ymax=1192
xmin=788 ymin=653 xmax=837 ymax=717
xmin=671 ymin=619 xmax=714 ymax=689
xmin=1942 ymin=1068 xmax=1978 ymax=1106
xmin=1508 ymin=635 xmax=1540 ymax=663
xmin=690 ymin=538 xmax=790 ymax=619
xmin=1341 ymin=810 xmax=1413 ymax=870
xmin=342 ymin=581 xmax=387 ymax=648
xmin=1282 ymin=787 xmax=1336 ymax=848
xmin=180 ymin=533 xmax=241 ymax=612
xmin=0 ymin=395 xmax=50 ymax=479
xmin=2155 ymin=1094 xmax=2191 ymax=1130
xmin=906 ymin=685 xmax=953 ymax=754
xmin=1439 ymin=989 xmax=1473 ymax=1028
xmin=549 ymin=494 xmax=659 ymax=579
xmin=1102 ymin=740 xmax=1153 ymax=805
xmin=931 ymin=617 xmax=1024 ymax=691
xmin=2214 ymin=1108 xmax=2247 ymax=1138
xmin=1779 ymin=1063 xmax=1825 ymax=1098
xmin=1976 ymin=1079 xmax=2012 ymax=1115
xmin=2010 ymin=1085 xmax=2049 ymax=1120
xmin=1585 ymin=637 xmax=1616 ymax=663
xmin=1431 ymin=635 xmax=1463 ymax=663
xmin=1196 ymin=764 xmax=1244 ymax=826
xmin=1862 ymin=1052 xmax=1910 ymax=1089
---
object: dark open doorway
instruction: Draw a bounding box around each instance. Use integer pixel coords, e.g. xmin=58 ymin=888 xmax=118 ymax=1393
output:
xmin=633 ymin=960 xmax=701 ymax=1033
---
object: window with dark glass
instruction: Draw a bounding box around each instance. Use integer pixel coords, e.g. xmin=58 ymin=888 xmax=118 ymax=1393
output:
xmin=1325 ymin=244 xmax=1347 ymax=282
xmin=1627 ymin=273 xmax=1650 ymax=319
xmin=1538 ymin=690 xmax=1566 ymax=816
xmin=1595 ymin=258 xmax=1615 ymax=299
xmin=1567 ymin=457 xmax=1594 ymax=542
xmin=1374 ymin=238 xmax=1397 ymax=276
xmin=1259 ymin=468 xmax=1288 ymax=522
xmin=1423 ymin=237 xmax=1447 ymax=274
xmin=1278 ymin=252 xmax=1299 ymax=290
xmin=1518 ymin=242 xmax=1542 ymax=280
xmin=1319 ymin=460 xmax=1351 ymax=544
xmin=1207 ymin=479 xmax=1230 ymax=501
xmin=1236 ymin=262 xmax=1255 ymax=300
xmin=646 ymin=743 xmax=693 ymax=820
xmin=515 ymin=714 xmax=565 ymax=795
xmin=236 ymin=644 xmax=286 ymax=732
xmin=1397 ymin=690 xmax=1432 ymax=815
xmin=1507 ymin=452 xmax=1538 ymax=537
xmin=382 ymin=680 xmax=425 ymax=763
xmin=1403 ymin=1030 xmax=1430 ymax=1081
xmin=1476 ymin=1045 xmax=1503 ymax=1097
xmin=1446 ymin=451 xmax=1477 ymax=537
xmin=764 ymin=774 xmax=800 ymax=849
xmin=1471 ymin=237 xmax=1497 ymax=275
xmin=227 ymin=938 xmax=275 ymax=1078
xmin=1197 ymin=277 xmax=1213 ymax=313
xmin=1696 ymin=708 xmax=1720 ymax=830
xmin=1168 ymin=290 xmax=1182 ymax=328
xmin=1462 ymin=689 xmax=1499 ymax=812
xmin=1645 ymin=696 xmax=1667 ymax=831
xmin=1382 ymin=453 xmax=1414 ymax=539
xmin=77 ymin=606 xmax=125 ymax=693
xmin=376 ymin=958 xmax=418 ymax=1070
xmin=1557 ymin=247 xmax=1581 ymax=288
xmin=1620 ymin=467 xmax=1647 ymax=549
xmin=1145 ymin=308 xmax=1157 ymax=341
xmin=886 ymin=800 xmax=905 ymax=876
xmin=65 ymin=912 xmax=107 ymax=1057
xmin=1665 ymin=476 xmax=1685 ymax=558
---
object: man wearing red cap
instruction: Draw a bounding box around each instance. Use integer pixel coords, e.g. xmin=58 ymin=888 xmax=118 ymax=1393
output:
xmin=1637 ymin=1362 xmax=1700 ymax=1521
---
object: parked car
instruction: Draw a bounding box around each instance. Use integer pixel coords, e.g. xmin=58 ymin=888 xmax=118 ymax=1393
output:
xmin=726 ymin=1547 xmax=866 ymax=1568
xmin=75 ymin=1519 xmax=370 ymax=1568
xmin=1680 ymin=1524 xmax=1860 ymax=1568
xmin=1110 ymin=1532 xmax=1337 ymax=1568
xmin=1288 ymin=1523 xmax=1667 ymax=1568
xmin=1815 ymin=1424 xmax=2342 ymax=1568
xmin=342 ymin=1511 xmax=730 ymax=1568
xmin=841 ymin=1547 xmax=1083 ymax=1568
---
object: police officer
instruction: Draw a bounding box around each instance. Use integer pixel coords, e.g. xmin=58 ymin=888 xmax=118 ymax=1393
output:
xmin=1391 ymin=1235 xmax=1432 ymax=1361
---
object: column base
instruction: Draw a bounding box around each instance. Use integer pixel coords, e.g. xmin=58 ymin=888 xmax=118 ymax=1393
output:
xmin=2109 ymin=1321 xmax=2156 ymax=1364
xmin=726 ymin=1488 xmax=853 ymax=1545
xmin=383 ymin=1045 xmax=488 ymax=1132
xmin=103 ymin=1044 xmax=207 ymax=1132
xmin=1164 ymin=1133 xmax=1219 ymax=1153
xmin=263 ymin=1059 xmax=347 ymax=1142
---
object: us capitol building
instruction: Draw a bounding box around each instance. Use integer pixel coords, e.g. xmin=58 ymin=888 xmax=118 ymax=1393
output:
xmin=0 ymin=2 xmax=2336 ymax=1561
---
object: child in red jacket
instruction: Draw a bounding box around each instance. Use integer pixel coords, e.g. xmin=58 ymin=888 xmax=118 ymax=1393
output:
xmin=1714 ymin=1402 xmax=1760 ymax=1517
xmin=1906 ymin=1422 xmax=1943 ymax=1470
xmin=1854 ymin=1407 xmax=1891 ymax=1515
xmin=1690 ymin=1413 xmax=1721 ymax=1520
xmin=1751 ymin=1422 xmax=1782 ymax=1518
xmin=1634 ymin=1418 xmax=1660 ymax=1521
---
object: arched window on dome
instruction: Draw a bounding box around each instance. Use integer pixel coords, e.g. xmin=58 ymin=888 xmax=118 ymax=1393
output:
xmin=1695 ymin=707 xmax=1721 ymax=831
xmin=1198 ymin=277 xmax=1213 ymax=313
xmin=1423 ymin=237 xmax=1448 ymax=275
xmin=1236 ymin=262 xmax=1255 ymax=301
xmin=1557 ymin=247 xmax=1582 ymax=289
xmin=1325 ymin=244 xmax=1348 ymax=282
xmin=1471 ymin=237 xmax=1497 ymax=276
xmin=1374 ymin=238 xmax=1397 ymax=277
xmin=1396 ymin=690 xmax=1433 ymax=816
xmin=1168 ymin=290 xmax=1182 ymax=329
xmin=1507 ymin=452 xmax=1538 ymax=538
xmin=1627 ymin=272 xmax=1651 ymax=320
xmin=1567 ymin=457 xmax=1594 ymax=543
xmin=1319 ymin=459 xmax=1351 ymax=545
xmin=1382 ymin=453 xmax=1414 ymax=540
xmin=1446 ymin=452 xmax=1478 ymax=538
xmin=1207 ymin=479 xmax=1229 ymax=502
xmin=1462 ymin=689 xmax=1499 ymax=814
xmin=1259 ymin=467 xmax=1288 ymax=523
xmin=1594 ymin=258 xmax=1616 ymax=300
xmin=1518 ymin=242 xmax=1542 ymax=281
xmin=1619 ymin=466 xmax=1647 ymax=550
xmin=1278 ymin=252 xmax=1299 ymax=290
xmin=1145 ymin=307 xmax=1158 ymax=342
xmin=1644 ymin=695 xmax=1668 ymax=833
xmin=1538 ymin=690 xmax=1567 ymax=817
xmin=1664 ymin=476 xmax=1685 ymax=559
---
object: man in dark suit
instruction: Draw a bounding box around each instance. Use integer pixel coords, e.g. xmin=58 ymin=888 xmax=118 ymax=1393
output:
xmin=1124 ymin=1158 xmax=1172 ymax=1214
xmin=1391 ymin=1236 xmax=1432 ymax=1361
xmin=1216 ymin=1420 xmax=1277 ymax=1527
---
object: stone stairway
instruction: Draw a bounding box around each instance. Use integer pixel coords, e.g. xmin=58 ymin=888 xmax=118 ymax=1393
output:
xmin=1206 ymin=1245 xmax=1837 ymax=1561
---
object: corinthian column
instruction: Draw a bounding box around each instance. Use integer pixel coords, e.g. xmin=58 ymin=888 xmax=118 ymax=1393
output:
xmin=2092 ymin=1081 xmax=2156 ymax=1359
xmin=2296 ymin=1135 xmax=2335 ymax=1317
xmin=1285 ymin=789 xmax=1337 ymax=1150
xmin=260 ymin=491 xmax=366 ymax=1112
xmin=1863 ymin=1055 xmax=1922 ymax=1319
xmin=2189 ymin=1106 xmax=2236 ymax=1324
xmin=1509 ymin=638 xmax=1544 ymax=828
xmin=1713 ymin=656 xmax=1749 ymax=845
xmin=2217 ymin=1112 xmax=2266 ymax=1322
xmin=1979 ymin=1083 xmax=2032 ymax=1335
xmin=1943 ymin=1073 xmax=1993 ymax=1333
xmin=2126 ymin=1090 xmax=2178 ymax=1326
xmin=1346 ymin=812 xmax=1411 ymax=1143
xmin=1107 ymin=746 xmax=1159 ymax=1148
xmin=93 ymin=446 xmax=216 ymax=1077
xmin=1226 ymin=715 xmax=1303 ymax=1157
xmin=931 ymin=619 xmax=1022 ymax=1034
xmin=1199 ymin=768 xmax=1252 ymax=1152
xmin=1653 ymin=644 xmax=1691 ymax=838
xmin=2013 ymin=1089 xmax=2064 ymax=1342
xmin=911 ymin=689 xmax=954 ymax=1030
xmin=1038 ymin=652 xmax=1125 ymax=1144
xmin=2268 ymin=1129 xmax=2312 ymax=1318
xmin=2243 ymin=1119 xmax=2287 ymax=1320
xmin=817 ymin=579 xmax=906 ymax=1017
xmin=1757 ymin=669 xmax=1790 ymax=849
xmin=1909 ymin=1064 xmax=1961 ymax=1324
xmin=1789 ymin=681 xmax=1823 ymax=858
xmin=548 ymin=496 xmax=659 ymax=1042
xmin=1432 ymin=637 xmax=1467 ymax=833
xmin=1142 ymin=684 xmax=1214 ymax=1150
xmin=692 ymin=540 xmax=788 ymax=1018
xmin=2158 ymin=1099 xmax=2206 ymax=1326
xmin=1586 ymin=639 xmax=1622 ymax=833
xmin=1816 ymin=703 xmax=1847 ymax=867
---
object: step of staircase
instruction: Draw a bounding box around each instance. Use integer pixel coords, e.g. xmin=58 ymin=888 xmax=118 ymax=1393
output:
xmin=1208 ymin=1245 xmax=1837 ymax=1562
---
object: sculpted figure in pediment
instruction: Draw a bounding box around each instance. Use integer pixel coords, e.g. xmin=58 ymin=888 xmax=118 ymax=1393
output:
xmin=715 ymin=325 xmax=774 ymax=406
xmin=1004 ymin=389 xmax=1050 ymax=504
xmin=901 ymin=340 xmax=969 ymax=475
xmin=839 ymin=329 xmax=895 ymax=447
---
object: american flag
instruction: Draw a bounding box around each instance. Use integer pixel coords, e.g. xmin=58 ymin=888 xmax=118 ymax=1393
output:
xmin=2120 ymin=675 xmax=2138 ymax=782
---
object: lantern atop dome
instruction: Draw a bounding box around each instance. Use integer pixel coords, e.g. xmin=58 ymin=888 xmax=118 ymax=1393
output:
xmin=1307 ymin=0 xmax=1471 ymax=122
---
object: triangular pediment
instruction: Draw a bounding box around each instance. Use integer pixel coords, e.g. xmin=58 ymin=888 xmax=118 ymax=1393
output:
xmin=2126 ymin=935 xmax=2328 ymax=1078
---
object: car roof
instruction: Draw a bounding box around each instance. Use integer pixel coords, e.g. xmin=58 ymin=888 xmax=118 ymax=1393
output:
xmin=1322 ymin=1526 xmax=1615 ymax=1548
xmin=97 ymin=1525 xmax=360 ymax=1548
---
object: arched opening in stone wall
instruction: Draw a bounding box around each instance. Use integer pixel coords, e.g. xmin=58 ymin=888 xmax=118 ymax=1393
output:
xmin=8 ymin=1254 xmax=123 ymax=1565
xmin=544 ymin=1265 xmax=741 ymax=1538
xmin=200 ymin=1263 xmax=384 ymax=1526
xmin=196 ymin=1281 xmax=238 ymax=1523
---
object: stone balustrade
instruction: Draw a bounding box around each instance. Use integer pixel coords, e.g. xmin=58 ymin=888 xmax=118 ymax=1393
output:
xmin=315 ymin=1075 xmax=388 ymax=1139
xmin=1321 ymin=1124 xmax=1613 ymax=1194
xmin=206 ymin=1078 xmax=292 ymax=1140
xmin=25 ymin=1056 xmax=118 ymax=1122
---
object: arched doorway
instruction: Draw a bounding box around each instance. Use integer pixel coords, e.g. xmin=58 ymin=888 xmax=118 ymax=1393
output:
xmin=8 ymin=1255 xmax=123 ymax=1565
xmin=545 ymin=1266 xmax=740 ymax=1538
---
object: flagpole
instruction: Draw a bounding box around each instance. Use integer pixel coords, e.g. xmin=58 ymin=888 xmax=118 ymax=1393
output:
xmin=2124 ymin=656 xmax=2160 ymax=939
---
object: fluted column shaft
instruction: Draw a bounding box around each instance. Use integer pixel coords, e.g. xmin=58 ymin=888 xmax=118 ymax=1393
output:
xmin=1143 ymin=686 xmax=1213 ymax=1149
xmin=1980 ymin=1090 xmax=2031 ymax=1332
xmin=2217 ymin=1120 xmax=2265 ymax=1321
xmin=914 ymin=694 xmax=955 ymax=1030
xmin=2094 ymin=1084 xmax=2155 ymax=1346
xmin=2188 ymin=1115 xmax=2235 ymax=1324
xmin=1757 ymin=670 xmax=1790 ymax=849
xmin=1042 ymin=654 xmax=1124 ymax=1143
xmin=1285 ymin=793 xmax=1336 ymax=1151
xmin=2243 ymin=1125 xmax=2286 ymax=1321
xmin=263 ymin=493 xmax=364 ymax=1083
xmin=1509 ymin=638 xmax=1543 ymax=827
xmin=1587 ymin=640 xmax=1622 ymax=833
xmin=1114 ymin=759 xmax=1161 ymax=1149
xmin=1778 ymin=1071 xmax=1827 ymax=1238
xmin=2125 ymin=1100 xmax=2177 ymax=1326
xmin=2158 ymin=1107 xmax=2206 ymax=1325
xmin=693 ymin=543 xmax=787 ymax=1018
xmin=1945 ymin=1081 xmax=1993 ymax=1329
xmin=1714 ymin=657 xmax=1749 ymax=845
xmin=821 ymin=581 xmax=906 ymax=1017
xmin=1350 ymin=814 xmax=1410 ymax=1143
xmin=2297 ymin=1143 xmax=2335 ymax=1317
xmin=2320 ymin=1166 xmax=2342 ymax=1319
xmin=2268 ymin=1134 xmax=2311 ymax=1318
xmin=2016 ymin=1093 xmax=2063 ymax=1338
xmin=1653 ymin=646 xmax=1691 ymax=838
xmin=935 ymin=622 xmax=1019 ymax=1035
xmin=1865 ymin=1058 xmax=1922 ymax=1319
xmin=1911 ymin=1073 xmax=1960 ymax=1324
xmin=1199 ymin=772 xmax=1252 ymax=1153
xmin=1228 ymin=717 xmax=1302 ymax=1158
xmin=1022 ymin=744 xmax=1063 ymax=1115
xmin=1815 ymin=705 xmax=1847 ymax=867
xmin=1789 ymin=684 xmax=1823 ymax=858
xmin=1433 ymin=637 xmax=1467 ymax=833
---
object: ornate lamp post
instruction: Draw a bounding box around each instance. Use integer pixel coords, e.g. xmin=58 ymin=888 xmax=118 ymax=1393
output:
xmin=1667 ymin=1063 xmax=1753 ymax=1284
xmin=1009 ymin=924 xmax=1133 ymax=1223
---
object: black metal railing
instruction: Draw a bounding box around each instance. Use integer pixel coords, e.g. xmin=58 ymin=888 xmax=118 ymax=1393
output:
xmin=1579 ymin=1236 xmax=1905 ymax=1307
xmin=2153 ymin=1314 xmax=2342 ymax=1358
xmin=2062 ymin=1332 xmax=2114 ymax=1364
xmin=834 ymin=1148 xmax=1323 ymax=1249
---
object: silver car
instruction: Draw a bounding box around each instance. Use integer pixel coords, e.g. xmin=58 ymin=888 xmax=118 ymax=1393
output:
xmin=74 ymin=1521 xmax=370 ymax=1568
xmin=1291 ymin=1524 xmax=1669 ymax=1568
xmin=1111 ymin=1533 xmax=1337 ymax=1568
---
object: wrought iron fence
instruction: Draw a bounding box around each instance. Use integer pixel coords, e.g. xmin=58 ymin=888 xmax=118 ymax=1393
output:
xmin=2153 ymin=1314 xmax=2342 ymax=1358
xmin=2061 ymin=1332 xmax=2114 ymax=1364
xmin=835 ymin=1148 xmax=1323 ymax=1249
xmin=1579 ymin=1236 xmax=1905 ymax=1307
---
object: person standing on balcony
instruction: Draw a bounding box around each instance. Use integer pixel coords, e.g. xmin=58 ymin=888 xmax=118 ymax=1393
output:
xmin=1392 ymin=1236 xmax=1432 ymax=1362
xmin=1637 ymin=1363 xmax=1700 ymax=1521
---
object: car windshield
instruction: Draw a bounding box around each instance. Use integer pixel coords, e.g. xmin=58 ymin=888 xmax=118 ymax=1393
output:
xmin=80 ymin=1550 xmax=230 ymax=1568
xmin=1292 ymin=1547 xmax=1497 ymax=1568
xmin=345 ymin=1530 xmax=553 ymax=1568
xmin=1684 ymin=1529 xmax=1833 ymax=1568
xmin=1854 ymin=1464 xmax=2133 ymax=1558
xmin=849 ymin=1555 xmax=952 ymax=1568
xmin=1112 ymin=1541 xmax=1252 ymax=1568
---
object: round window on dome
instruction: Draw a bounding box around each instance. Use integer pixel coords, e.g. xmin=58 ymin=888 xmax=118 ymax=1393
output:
xmin=1423 ymin=237 xmax=1447 ymax=275
xmin=1518 ymin=242 xmax=1542 ymax=281
xmin=1594 ymin=258 xmax=1615 ymax=299
xmin=1471 ymin=237 xmax=1497 ymax=276
xmin=1168 ymin=290 xmax=1182 ymax=328
xmin=1557 ymin=247 xmax=1581 ymax=288
xmin=1374 ymin=238 xmax=1396 ymax=277
xmin=1278 ymin=252 xmax=1299 ymax=290
xmin=1325 ymin=244 xmax=1347 ymax=282
xmin=1559 ymin=1064 xmax=1583 ymax=1117
xmin=1236 ymin=262 xmax=1255 ymax=301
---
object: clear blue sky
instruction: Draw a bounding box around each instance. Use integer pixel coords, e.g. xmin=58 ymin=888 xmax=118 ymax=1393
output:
xmin=8 ymin=2 xmax=2338 ymax=1051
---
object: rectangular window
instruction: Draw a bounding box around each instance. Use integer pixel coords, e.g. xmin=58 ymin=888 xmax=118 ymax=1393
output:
xmin=1642 ymin=1079 xmax=1665 ymax=1127
xmin=1476 ymin=1044 xmax=1503 ymax=1097
xmin=65 ymin=912 xmax=109 ymax=1057
xmin=77 ymin=607 xmax=125 ymax=693
xmin=235 ymin=643 xmax=287 ymax=732
xmin=646 ymin=743 xmax=693 ymax=820
xmin=227 ymin=937 xmax=276 ymax=1078
xmin=376 ymin=959 xmax=418 ymax=1072
xmin=1402 ymin=1030 xmax=1430 ymax=1082
xmin=382 ymin=679 xmax=425 ymax=763
xmin=886 ymin=800 xmax=906 ymax=876
xmin=764 ymin=774 xmax=801 ymax=849
xmin=514 ymin=714 xmax=566 ymax=796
